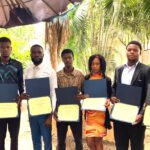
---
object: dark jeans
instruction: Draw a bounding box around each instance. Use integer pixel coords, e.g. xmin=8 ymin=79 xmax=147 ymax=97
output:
xmin=113 ymin=121 xmax=145 ymax=150
xmin=0 ymin=117 xmax=20 ymax=150
xmin=57 ymin=116 xmax=83 ymax=150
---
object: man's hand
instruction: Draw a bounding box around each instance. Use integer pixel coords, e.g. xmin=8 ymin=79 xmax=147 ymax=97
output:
xmin=132 ymin=114 xmax=143 ymax=125
xmin=20 ymin=93 xmax=30 ymax=100
xmin=111 ymin=96 xmax=120 ymax=104
xmin=44 ymin=114 xmax=52 ymax=127
xmin=53 ymin=110 xmax=58 ymax=121
xmin=16 ymin=93 xmax=30 ymax=108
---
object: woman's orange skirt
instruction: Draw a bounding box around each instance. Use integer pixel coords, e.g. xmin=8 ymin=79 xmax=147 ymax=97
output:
xmin=85 ymin=110 xmax=106 ymax=137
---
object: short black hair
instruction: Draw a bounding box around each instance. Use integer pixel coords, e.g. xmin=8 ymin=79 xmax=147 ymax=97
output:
xmin=61 ymin=49 xmax=74 ymax=58
xmin=0 ymin=37 xmax=11 ymax=44
xmin=127 ymin=41 xmax=142 ymax=53
xmin=30 ymin=44 xmax=43 ymax=51
xmin=88 ymin=54 xmax=106 ymax=75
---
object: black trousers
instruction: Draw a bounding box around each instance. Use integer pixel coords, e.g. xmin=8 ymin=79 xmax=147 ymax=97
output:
xmin=0 ymin=117 xmax=20 ymax=150
xmin=56 ymin=116 xmax=83 ymax=150
xmin=113 ymin=121 xmax=145 ymax=150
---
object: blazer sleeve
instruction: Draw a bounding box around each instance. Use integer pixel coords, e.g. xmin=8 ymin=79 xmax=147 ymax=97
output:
xmin=111 ymin=68 xmax=118 ymax=97
xmin=106 ymin=77 xmax=112 ymax=98
xmin=139 ymin=66 xmax=150 ymax=114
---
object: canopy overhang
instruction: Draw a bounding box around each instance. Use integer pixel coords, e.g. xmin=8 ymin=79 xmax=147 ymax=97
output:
xmin=0 ymin=0 xmax=82 ymax=28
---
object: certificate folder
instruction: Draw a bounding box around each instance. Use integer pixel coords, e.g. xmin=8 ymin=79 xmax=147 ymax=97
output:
xmin=0 ymin=84 xmax=18 ymax=118
xmin=55 ymin=87 xmax=80 ymax=122
xmin=143 ymin=106 xmax=150 ymax=126
xmin=25 ymin=78 xmax=52 ymax=116
xmin=57 ymin=105 xmax=79 ymax=122
xmin=25 ymin=77 xmax=50 ymax=98
xmin=81 ymin=98 xmax=106 ymax=111
xmin=143 ymin=84 xmax=150 ymax=126
xmin=0 ymin=84 xmax=18 ymax=102
xmin=84 ymin=79 xmax=107 ymax=97
xmin=82 ymin=79 xmax=107 ymax=111
xmin=110 ymin=84 xmax=142 ymax=123
xmin=28 ymin=96 xmax=52 ymax=116
xmin=55 ymin=87 xmax=79 ymax=105
xmin=116 ymin=84 xmax=142 ymax=106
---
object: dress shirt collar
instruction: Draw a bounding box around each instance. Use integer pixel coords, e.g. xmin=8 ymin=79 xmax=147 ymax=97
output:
xmin=32 ymin=62 xmax=44 ymax=70
xmin=124 ymin=61 xmax=139 ymax=68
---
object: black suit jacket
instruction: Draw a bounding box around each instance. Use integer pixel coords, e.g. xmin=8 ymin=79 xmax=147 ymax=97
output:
xmin=112 ymin=62 xmax=150 ymax=114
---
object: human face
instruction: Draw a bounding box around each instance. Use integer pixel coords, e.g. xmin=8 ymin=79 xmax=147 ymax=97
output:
xmin=91 ymin=57 xmax=101 ymax=73
xmin=126 ymin=44 xmax=140 ymax=63
xmin=0 ymin=42 xmax=12 ymax=58
xmin=62 ymin=53 xmax=73 ymax=68
xmin=31 ymin=46 xmax=44 ymax=65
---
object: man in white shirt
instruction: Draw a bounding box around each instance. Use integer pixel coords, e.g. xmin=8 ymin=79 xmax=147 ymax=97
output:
xmin=24 ymin=44 xmax=57 ymax=150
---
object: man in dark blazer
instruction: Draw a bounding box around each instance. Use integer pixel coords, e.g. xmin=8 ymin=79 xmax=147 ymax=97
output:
xmin=111 ymin=41 xmax=150 ymax=150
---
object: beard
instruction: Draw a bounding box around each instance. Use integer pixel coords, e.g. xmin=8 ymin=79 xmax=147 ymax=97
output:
xmin=31 ymin=58 xmax=43 ymax=66
xmin=3 ymin=56 xmax=9 ymax=58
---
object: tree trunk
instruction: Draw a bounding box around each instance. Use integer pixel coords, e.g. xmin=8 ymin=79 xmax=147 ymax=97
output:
xmin=45 ymin=19 xmax=70 ymax=70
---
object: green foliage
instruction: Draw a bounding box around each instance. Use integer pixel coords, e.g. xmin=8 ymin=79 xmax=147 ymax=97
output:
xmin=65 ymin=0 xmax=150 ymax=75
xmin=65 ymin=0 xmax=119 ymax=75
xmin=0 ymin=25 xmax=37 ymax=68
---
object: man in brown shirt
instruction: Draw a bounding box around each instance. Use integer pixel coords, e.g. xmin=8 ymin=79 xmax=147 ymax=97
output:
xmin=56 ymin=49 xmax=84 ymax=150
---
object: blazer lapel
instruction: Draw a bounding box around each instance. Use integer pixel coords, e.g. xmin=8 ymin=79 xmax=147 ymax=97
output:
xmin=131 ymin=63 xmax=142 ymax=85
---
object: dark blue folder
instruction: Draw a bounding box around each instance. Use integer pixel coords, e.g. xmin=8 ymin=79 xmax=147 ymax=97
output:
xmin=84 ymin=79 xmax=107 ymax=98
xmin=116 ymin=84 xmax=142 ymax=106
xmin=55 ymin=87 xmax=79 ymax=105
xmin=25 ymin=77 xmax=50 ymax=98
xmin=0 ymin=84 xmax=18 ymax=102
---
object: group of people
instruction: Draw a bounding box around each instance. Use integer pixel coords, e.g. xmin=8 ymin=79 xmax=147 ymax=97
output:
xmin=0 ymin=36 xmax=150 ymax=150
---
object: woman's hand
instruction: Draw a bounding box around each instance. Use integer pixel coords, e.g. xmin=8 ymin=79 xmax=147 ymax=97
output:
xmin=75 ymin=94 xmax=89 ymax=101
xmin=105 ymin=98 xmax=110 ymax=108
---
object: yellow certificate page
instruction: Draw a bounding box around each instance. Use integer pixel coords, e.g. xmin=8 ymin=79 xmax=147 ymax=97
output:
xmin=143 ymin=106 xmax=150 ymax=126
xmin=28 ymin=96 xmax=52 ymax=116
xmin=0 ymin=103 xmax=18 ymax=118
xmin=82 ymin=98 xmax=106 ymax=111
xmin=58 ymin=105 xmax=79 ymax=122
xmin=110 ymin=103 xmax=139 ymax=123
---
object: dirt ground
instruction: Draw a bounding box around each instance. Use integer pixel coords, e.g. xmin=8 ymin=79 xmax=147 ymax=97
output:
xmin=5 ymin=100 xmax=150 ymax=150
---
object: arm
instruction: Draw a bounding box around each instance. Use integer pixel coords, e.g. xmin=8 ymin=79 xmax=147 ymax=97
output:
xmin=112 ymin=68 xmax=117 ymax=97
xmin=139 ymin=66 xmax=150 ymax=115
xmin=80 ymin=73 xmax=85 ymax=94
xmin=106 ymin=77 xmax=112 ymax=98
xmin=49 ymin=69 xmax=57 ymax=112
xmin=111 ymin=68 xmax=120 ymax=103
xmin=17 ymin=63 xmax=24 ymax=95
xmin=134 ymin=66 xmax=150 ymax=124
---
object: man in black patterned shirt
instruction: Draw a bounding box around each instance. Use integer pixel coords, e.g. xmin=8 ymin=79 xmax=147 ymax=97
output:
xmin=0 ymin=37 xmax=24 ymax=150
